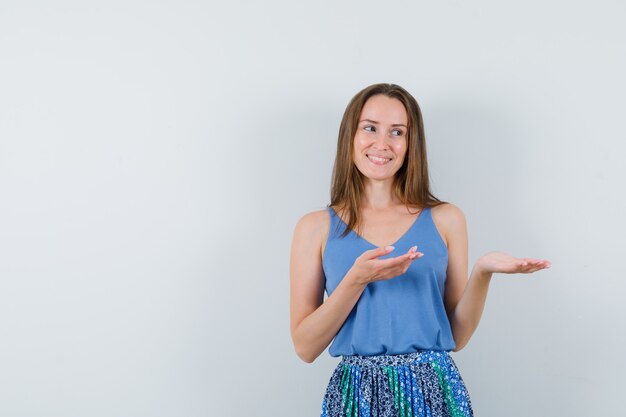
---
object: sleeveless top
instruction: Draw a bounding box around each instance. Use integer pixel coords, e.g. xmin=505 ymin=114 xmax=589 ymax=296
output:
xmin=322 ymin=205 xmax=456 ymax=356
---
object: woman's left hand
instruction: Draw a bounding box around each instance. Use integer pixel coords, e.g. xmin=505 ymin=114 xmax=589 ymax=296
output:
xmin=476 ymin=251 xmax=551 ymax=275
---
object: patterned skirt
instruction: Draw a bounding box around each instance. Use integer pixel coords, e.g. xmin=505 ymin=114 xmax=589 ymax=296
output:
xmin=320 ymin=350 xmax=473 ymax=417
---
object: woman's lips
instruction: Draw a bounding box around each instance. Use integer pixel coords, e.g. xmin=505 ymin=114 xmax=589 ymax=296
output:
xmin=367 ymin=154 xmax=392 ymax=165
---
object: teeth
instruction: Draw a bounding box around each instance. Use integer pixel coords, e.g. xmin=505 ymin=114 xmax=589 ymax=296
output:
xmin=368 ymin=155 xmax=390 ymax=163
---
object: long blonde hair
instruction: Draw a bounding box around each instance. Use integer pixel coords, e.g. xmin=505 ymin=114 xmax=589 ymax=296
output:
xmin=329 ymin=83 xmax=447 ymax=238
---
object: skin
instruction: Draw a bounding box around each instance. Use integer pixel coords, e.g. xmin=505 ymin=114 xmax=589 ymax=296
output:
xmin=289 ymin=94 xmax=551 ymax=363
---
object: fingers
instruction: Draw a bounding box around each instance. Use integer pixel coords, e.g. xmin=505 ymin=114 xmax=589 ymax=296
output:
xmin=362 ymin=245 xmax=421 ymax=260
xmin=356 ymin=245 xmax=424 ymax=282
xmin=362 ymin=245 xmax=396 ymax=260
xmin=520 ymin=258 xmax=551 ymax=267
xmin=408 ymin=246 xmax=421 ymax=260
xmin=377 ymin=246 xmax=423 ymax=273
xmin=375 ymin=246 xmax=421 ymax=263
xmin=517 ymin=258 xmax=551 ymax=273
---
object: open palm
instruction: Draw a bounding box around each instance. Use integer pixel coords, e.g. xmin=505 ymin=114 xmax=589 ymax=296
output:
xmin=477 ymin=251 xmax=551 ymax=275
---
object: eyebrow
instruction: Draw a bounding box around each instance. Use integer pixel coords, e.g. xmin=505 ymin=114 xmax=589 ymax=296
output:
xmin=360 ymin=119 xmax=407 ymax=128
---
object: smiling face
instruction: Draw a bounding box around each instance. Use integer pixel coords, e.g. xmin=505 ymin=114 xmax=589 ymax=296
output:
xmin=352 ymin=94 xmax=408 ymax=182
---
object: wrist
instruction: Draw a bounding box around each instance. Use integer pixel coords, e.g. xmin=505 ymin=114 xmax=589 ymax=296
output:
xmin=344 ymin=268 xmax=369 ymax=289
xmin=472 ymin=263 xmax=492 ymax=281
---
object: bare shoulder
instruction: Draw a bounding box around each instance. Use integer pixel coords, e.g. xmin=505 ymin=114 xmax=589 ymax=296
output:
xmin=430 ymin=202 xmax=467 ymax=247
xmin=295 ymin=208 xmax=330 ymax=235
xmin=293 ymin=208 xmax=331 ymax=256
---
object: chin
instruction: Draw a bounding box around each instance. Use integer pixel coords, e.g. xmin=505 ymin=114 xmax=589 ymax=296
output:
xmin=360 ymin=171 xmax=398 ymax=182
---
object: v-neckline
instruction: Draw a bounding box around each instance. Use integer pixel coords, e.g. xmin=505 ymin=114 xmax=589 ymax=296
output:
xmin=330 ymin=206 xmax=426 ymax=248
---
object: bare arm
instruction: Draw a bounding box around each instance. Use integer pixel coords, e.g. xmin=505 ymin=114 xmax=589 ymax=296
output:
xmin=436 ymin=203 xmax=478 ymax=351
xmin=438 ymin=204 xmax=551 ymax=351
xmin=289 ymin=211 xmax=365 ymax=363
xmin=448 ymin=264 xmax=493 ymax=351
xmin=289 ymin=211 xmax=421 ymax=363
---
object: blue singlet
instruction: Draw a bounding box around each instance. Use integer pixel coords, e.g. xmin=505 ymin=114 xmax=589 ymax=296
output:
xmin=322 ymin=205 xmax=456 ymax=356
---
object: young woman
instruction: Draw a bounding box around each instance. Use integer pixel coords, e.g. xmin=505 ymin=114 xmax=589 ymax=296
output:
xmin=289 ymin=83 xmax=551 ymax=417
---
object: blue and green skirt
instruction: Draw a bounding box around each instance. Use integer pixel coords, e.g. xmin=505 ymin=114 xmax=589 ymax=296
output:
xmin=321 ymin=350 xmax=473 ymax=417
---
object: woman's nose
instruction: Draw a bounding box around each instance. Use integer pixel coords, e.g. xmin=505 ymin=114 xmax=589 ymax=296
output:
xmin=372 ymin=131 xmax=390 ymax=149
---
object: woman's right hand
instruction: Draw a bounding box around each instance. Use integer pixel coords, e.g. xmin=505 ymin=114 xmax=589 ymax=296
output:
xmin=348 ymin=245 xmax=423 ymax=286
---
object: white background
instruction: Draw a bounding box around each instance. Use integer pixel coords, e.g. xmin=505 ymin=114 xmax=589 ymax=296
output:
xmin=1 ymin=1 xmax=624 ymax=416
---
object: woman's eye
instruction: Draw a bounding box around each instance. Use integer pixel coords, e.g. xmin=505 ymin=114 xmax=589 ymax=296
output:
xmin=364 ymin=125 xmax=375 ymax=132
xmin=391 ymin=129 xmax=403 ymax=136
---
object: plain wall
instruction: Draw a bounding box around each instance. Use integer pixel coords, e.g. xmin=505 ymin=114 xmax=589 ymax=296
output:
xmin=1 ymin=1 xmax=624 ymax=416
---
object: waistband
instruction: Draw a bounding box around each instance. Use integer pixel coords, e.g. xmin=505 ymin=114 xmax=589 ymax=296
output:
xmin=340 ymin=350 xmax=452 ymax=367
